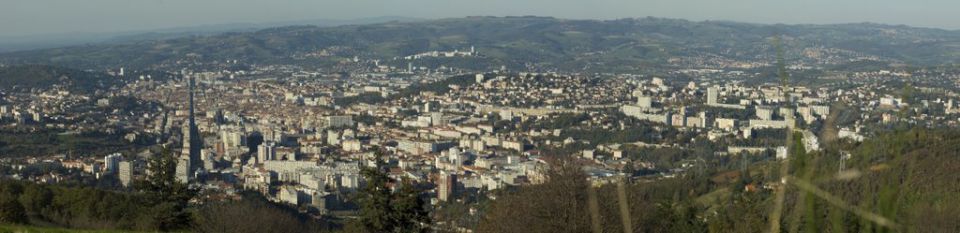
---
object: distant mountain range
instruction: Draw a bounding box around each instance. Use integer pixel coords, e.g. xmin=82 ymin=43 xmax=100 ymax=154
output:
xmin=0 ymin=16 xmax=422 ymax=53
xmin=1 ymin=16 xmax=959 ymax=73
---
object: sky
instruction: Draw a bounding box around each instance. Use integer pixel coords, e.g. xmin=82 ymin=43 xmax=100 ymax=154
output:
xmin=2 ymin=0 xmax=959 ymax=38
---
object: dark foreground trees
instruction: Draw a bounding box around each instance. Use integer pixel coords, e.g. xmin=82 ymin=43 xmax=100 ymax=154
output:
xmin=477 ymin=160 xmax=593 ymax=233
xmin=478 ymin=128 xmax=960 ymax=233
xmin=193 ymin=192 xmax=325 ymax=233
xmin=136 ymin=153 xmax=196 ymax=231
xmin=0 ymin=179 xmax=148 ymax=229
xmin=0 ymin=152 xmax=195 ymax=231
xmin=0 ymin=191 xmax=27 ymax=224
xmin=0 ymin=152 xmax=335 ymax=232
xmin=347 ymin=159 xmax=430 ymax=233
xmin=476 ymin=157 xmax=719 ymax=233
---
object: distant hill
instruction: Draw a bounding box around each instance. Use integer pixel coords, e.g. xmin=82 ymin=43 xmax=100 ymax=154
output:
xmin=0 ymin=65 xmax=172 ymax=93
xmin=0 ymin=16 xmax=422 ymax=53
xmin=2 ymin=17 xmax=960 ymax=72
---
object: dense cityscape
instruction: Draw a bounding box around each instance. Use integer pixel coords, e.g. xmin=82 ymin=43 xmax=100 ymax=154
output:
xmin=1 ymin=10 xmax=960 ymax=233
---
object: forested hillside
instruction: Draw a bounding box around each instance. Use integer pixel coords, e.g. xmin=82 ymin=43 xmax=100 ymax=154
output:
xmin=3 ymin=17 xmax=959 ymax=72
xmin=477 ymin=128 xmax=960 ymax=233
xmin=0 ymin=65 xmax=113 ymax=92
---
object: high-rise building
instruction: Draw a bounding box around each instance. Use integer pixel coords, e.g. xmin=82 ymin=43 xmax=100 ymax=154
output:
xmin=707 ymin=86 xmax=719 ymax=105
xmin=756 ymin=106 xmax=775 ymax=120
xmin=212 ymin=109 xmax=225 ymax=124
xmin=430 ymin=112 xmax=445 ymax=126
xmin=437 ymin=171 xmax=457 ymax=202
xmin=779 ymin=107 xmax=796 ymax=119
xmin=258 ymin=142 xmax=276 ymax=163
xmin=221 ymin=130 xmax=245 ymax=148
xmin=448 ymin=147 xmax=463 ymax=166
xmin=637 ymin=96 xmax=653 ymax=109
xmin=118 ymin=161 xmax=133 ymax=187
xmin=699 ymin=112 xmax=709 ymax=128
xmin=30 ymin=111 xmax=43 ymax=124
xmin=324 ymin=115 xmax=354 ymax=128
xmin=104 ymin=153 xmax=122 ymax=174
xmin=202 ymin=150 xmax=217 ymax=170
xmin=424 ymin=101 xmax=439 ymax=113
xmin=175 ymin=157 xmax=191 ymax=183
xmin=811 ymin=105 xmax=831 ymax=117
xmin=398 ymin=140 xmax=440 ymax=155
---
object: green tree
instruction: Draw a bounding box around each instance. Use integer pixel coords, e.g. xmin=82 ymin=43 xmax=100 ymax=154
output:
xmin=17 ymin=184 xmax=52 ymax=220
xmin=136 ymin=151 xmax=196 ymax=231
xmin=351 ymin=148 xmax=430 ymax=233
xmin=352 ymin=166 xmax=394 ymax=233
xmin=0 ymin=193 xmax=27 ymax=224
xmin=477 ymin=160 xmax=593 ymax=233
xmin=193 ymin=193 xmax=320 ymax=233
xmin=390 ymin=181 xmax=430 ymax=233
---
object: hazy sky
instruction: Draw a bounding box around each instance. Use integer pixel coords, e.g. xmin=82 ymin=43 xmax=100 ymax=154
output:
xmin=2 ymin=0 xmax=959 ymax=38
